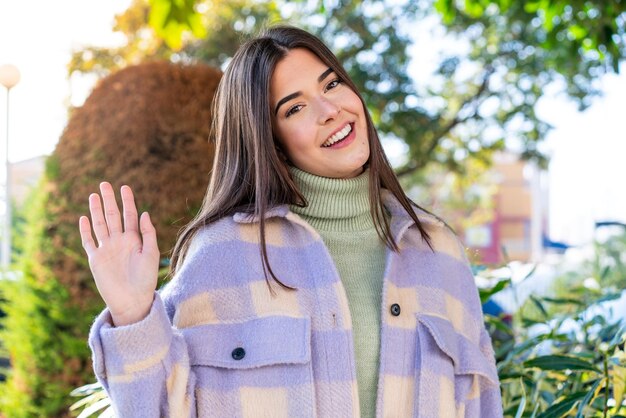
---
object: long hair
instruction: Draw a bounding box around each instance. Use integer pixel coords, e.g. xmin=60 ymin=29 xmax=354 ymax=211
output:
xmin=168 ymin=25 xmax=432 ymax=288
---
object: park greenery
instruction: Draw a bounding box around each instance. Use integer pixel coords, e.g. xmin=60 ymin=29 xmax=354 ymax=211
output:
xmin=0 ymin=62 xmax=220 ymax=416
xmin=483 ymin=230 xmax=626 ymax=416
xmin=0 ymin=0 xmax=625 ymax=416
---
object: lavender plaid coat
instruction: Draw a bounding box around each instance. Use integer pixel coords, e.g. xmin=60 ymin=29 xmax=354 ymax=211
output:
xmin=89 ymin=190 xmax=503 ymax=417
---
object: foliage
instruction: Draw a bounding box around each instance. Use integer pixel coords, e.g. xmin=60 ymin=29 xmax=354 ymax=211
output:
xmin=438 ymin=0 xmax=626 ymax=74
xmin=0 ymin=62 xmax=220 ymax=416
xmin=68 ymin=0 xmax=282 ymax=76
xmin=492 ymin=284 xmax=626 ymax=416
xmin=69 ymin=382 xmax=112 ymax=418
xmin=433 ymin=0 xmax=626 ymax=165
xmin=148 ymin=0 xmax=206 ymax=50
xmin=0 ymin=177 xmax=88 ymax=418
xmin=589 ymin=227 xmax=626 ymax=290
xmin=479 ymin=229 xmax=626 ymax=416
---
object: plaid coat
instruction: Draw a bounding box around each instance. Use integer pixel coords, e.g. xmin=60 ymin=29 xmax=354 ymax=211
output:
xmin=89 ymin=190 xmax=503 ymax=417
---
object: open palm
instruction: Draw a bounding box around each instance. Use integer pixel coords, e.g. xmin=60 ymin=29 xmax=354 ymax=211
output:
xmin=79 ymin=182 xmax=160 ymax=326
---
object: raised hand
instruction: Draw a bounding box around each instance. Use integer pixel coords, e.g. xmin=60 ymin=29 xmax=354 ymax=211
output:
xmin=79 ymin=182 xmax=160 ymax=326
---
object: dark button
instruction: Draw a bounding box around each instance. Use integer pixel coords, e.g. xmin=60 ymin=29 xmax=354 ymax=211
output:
xmin=231 ymin=347 xmax=246 ymax=360
xmin=390 ymin=303 xmax=401 ymax=316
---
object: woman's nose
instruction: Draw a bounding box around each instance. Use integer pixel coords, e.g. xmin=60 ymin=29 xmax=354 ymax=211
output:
xmin=317 ymin=97 xmax=340 ymax=124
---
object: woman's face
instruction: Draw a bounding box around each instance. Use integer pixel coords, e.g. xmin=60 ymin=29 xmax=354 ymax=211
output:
xmin=270 ymin=48 xmax=370 ymax=179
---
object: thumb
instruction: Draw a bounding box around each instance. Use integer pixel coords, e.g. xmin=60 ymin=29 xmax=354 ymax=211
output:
xmin=140 ymin=212 xmax=159 ymax=255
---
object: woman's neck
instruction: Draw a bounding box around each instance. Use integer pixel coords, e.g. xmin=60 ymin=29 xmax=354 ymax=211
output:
xmin=288 ymin=165 xmax=374 ymax=232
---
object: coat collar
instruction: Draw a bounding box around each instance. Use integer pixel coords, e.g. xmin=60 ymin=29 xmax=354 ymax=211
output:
xmin=232 ymin=189 xmax=443 ymax=241
xmin=232 ymin=205 xmax=291 ymax=224
xmin=381 ymin=189 xmax=443 ymax=242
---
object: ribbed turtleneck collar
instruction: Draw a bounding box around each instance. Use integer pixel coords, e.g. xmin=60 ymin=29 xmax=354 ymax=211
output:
xmin=288 ymin=166 xmax=374 ymax=232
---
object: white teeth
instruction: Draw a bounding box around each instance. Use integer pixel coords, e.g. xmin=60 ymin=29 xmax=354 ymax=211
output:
xmin=322 ymin=124 xmax=352 ymax=147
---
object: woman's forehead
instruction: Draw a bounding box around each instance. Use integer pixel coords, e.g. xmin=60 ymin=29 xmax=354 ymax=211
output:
xmin=270 ymin=49 xmax=331 ymax=97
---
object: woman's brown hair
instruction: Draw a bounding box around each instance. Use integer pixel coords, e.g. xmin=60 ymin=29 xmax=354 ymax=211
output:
xmin=168 ymin=25 xmax=432 ymax=288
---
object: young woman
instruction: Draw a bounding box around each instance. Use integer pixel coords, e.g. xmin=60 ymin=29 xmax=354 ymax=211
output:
xmin=80 ymin=25 xmax=502 ymax=417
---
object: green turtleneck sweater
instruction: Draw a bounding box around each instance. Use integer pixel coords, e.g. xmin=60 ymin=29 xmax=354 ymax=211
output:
xmin=288 ymin=166 xmax=387 ymax=417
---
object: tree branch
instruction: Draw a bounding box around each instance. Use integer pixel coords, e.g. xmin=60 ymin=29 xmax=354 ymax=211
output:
xmin=395 ymin=65 xmax=495 ymax=178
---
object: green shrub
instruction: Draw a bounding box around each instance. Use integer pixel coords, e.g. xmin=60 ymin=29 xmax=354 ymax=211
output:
xmin=0 ymin=61 xmax=220 ymax=417
xmin=481 ymin=231 xmax=626 ymax=417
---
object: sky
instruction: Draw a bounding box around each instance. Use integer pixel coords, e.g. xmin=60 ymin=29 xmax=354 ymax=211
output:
xmin=0 ymin=0 xmax=625 ymax=246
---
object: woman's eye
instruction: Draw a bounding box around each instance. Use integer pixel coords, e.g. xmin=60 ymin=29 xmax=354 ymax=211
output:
xmin=325 ymin=78 xmax=342 ymax=91
xmin=285 ymin=104 xmax=303 ymax=117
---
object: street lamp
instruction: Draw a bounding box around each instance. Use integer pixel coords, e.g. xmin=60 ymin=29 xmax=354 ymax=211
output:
xmin=0 ymin=64 xmax=20 ymax=270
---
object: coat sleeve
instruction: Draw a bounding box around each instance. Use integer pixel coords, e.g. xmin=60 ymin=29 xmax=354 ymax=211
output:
xmin=89 ymin=292 xmax=196 ymax=417
xmin=87 ymin=231 xmax=213 ymax=417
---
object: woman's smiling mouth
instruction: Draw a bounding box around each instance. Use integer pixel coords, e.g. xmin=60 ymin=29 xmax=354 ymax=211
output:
xmin=322 ymin=123 xmax=354 ymax=148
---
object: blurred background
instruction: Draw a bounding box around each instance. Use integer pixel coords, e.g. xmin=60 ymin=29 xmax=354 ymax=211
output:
xmin=0 ymin=0 xmax=625 ymax=416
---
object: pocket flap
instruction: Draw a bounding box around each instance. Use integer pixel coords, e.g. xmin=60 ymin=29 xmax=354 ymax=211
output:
xmin=182 ymin=316 xmax=311 ymax=369
xmin=416 ymin=314 xmax=499 ymax=385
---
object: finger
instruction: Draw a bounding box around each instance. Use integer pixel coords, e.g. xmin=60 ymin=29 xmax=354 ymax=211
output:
xmin=78 ymin=216 xmax=97 ymax=253
xmin=120 ymin=185 xmax=139 ymax=233
xmin=100 ymin=182 xmax=123 ymax=235
xmin=139 ymin=212 xmax=159 ymax=256
xmin=89 ymin=193 xmax=109 ymax=243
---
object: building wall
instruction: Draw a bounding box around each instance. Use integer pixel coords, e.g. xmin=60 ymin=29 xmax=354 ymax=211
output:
xmin=464 ymin=153 xmax=546 ymax=264
xmin=9 ymin=155 xmax=46 ymax=207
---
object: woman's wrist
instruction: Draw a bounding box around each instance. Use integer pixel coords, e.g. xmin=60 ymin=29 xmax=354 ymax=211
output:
xmin=110 ymin=295 xmax=154 ymax=327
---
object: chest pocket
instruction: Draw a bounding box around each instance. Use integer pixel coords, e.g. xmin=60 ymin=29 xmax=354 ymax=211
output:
xmin=181 ymin=316 xmax=316 ymax=418
xmin=414 ymin=314 xmax=501 ymax=418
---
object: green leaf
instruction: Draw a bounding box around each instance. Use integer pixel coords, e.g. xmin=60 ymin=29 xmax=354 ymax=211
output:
xmin=98 ymin=407 xmax=115 ymax=418
xmin=434 ymin=0 xmax=456 ymax=24
xmin=541 ymin=296 xmax=585 ymax=305
xmin=568 ymin=24 xmax=588 ymax=41
xmin=524 ymin=1 xmax=542 ymax=13
xmin=485 ymin=315 xmax=513 ymax=335
xmin=464 ymin=0 xmax=484 ymax=18
xmin=495 ymin=338 xmax=516 ymax=359
xmin=76 ymin=398 xmax=111 ymax=418
xmin=522 ymin=264 xmax=537 ymax=281
xmin=524 ymin=355 xmax=601 ymax=373
xmin=529 ymin=294 xmax=548 ymax=319
xmin=70 ymin=382 xmax=104 ymax=397
xmin=608 ymin=325 xmax=626 ymax=346
xmin=596 ymin=292 xmax=622 ymax=303
xmin=514 ymin=378 xmax=527 ymax=418
xmin=536 ymin=392 xmax=587 ymax=418
xmin=613 ymin=350 xmax=626 ymax=412
xmin=574 ymin=379 xmax=601 ymax=418
xmin=147 ymin=0 xmax=205 ymax=50
xmin=510 ymin=333 xmax=550 ymax=357
xmin=530 ymin=402 xmax=540 ymax=418
xmin=69 ymin=390 xmax=108 ymax=411
xmin=600 ymin=265 xmax=610 ymax=280
xmin=498 ymin=0 xmax=512 ymax=12
xmin=521 ymin=316 xmax=543 ymax=327
xmin=479 ymin=278 xmax=510 ymax=303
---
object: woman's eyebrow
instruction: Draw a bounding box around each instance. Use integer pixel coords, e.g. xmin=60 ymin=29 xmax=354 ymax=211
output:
xmin=275 ymin=92 xmax=301 ymax=116
xmin=274 ymin=68 xmax=335 ymax=116
xmin=317 ymin=67 xmax=333 ymax=82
